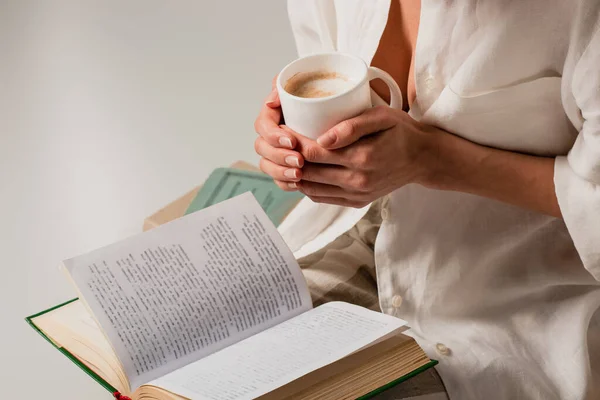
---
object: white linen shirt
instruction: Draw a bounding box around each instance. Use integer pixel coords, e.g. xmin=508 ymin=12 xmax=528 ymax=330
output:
xmin=283 ymin=1 xmax=600 ymax=399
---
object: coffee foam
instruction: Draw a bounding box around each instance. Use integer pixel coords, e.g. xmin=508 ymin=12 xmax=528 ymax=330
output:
xmin=284 ymin=70 xmax=353 ymax=98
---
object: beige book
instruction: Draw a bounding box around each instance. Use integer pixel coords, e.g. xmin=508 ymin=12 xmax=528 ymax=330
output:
xmin=29 ymin=193 xmax=434 ymax=400
xmin=142 ymin=161 xmax=258 ymax=232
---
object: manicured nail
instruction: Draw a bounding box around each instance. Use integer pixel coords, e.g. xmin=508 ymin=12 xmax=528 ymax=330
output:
xmin=279 ymin=136 xmax=293 ymax=148
xmin=285 ymin=155 xmax=301 ymax=167
xmin=288 ymin=182 xmax=297 ymax=189
xmin=265 ymin=88 xmax=278 ymax=107
xmin=284 ymin=169 xmax=298 ymax=179
xmin=317 ymin=132 xmax=336 ymax=147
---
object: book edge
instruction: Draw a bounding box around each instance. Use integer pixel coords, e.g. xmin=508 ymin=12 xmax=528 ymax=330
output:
xmin=183 ymin=168 xmax=227 ymax=214
xmin=26 ymin=297 xmax=79 ymax=320
xmin=143 ymin=161 xmax=260 ymax=232
xmin=183 ymin=167 xmax=303 ymax=226
xmin=26 ymin=301 xmax=438 ymax=399
xmin=25 ymin=299 xmax=118 ymax=395
xmin=356 ymin=359 xmax=439 ymax=400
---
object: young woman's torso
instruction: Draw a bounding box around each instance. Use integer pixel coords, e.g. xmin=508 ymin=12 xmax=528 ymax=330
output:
xmin=370 ymin=0 xmax=420 ymax=110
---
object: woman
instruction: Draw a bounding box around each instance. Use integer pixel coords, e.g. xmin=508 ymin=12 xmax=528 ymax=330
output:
xmin=254 ymin=1 xmax=600 ymax=399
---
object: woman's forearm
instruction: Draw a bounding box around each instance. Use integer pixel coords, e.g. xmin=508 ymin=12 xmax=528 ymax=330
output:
xmin=421 ymin=131 xmax=562 ymax=218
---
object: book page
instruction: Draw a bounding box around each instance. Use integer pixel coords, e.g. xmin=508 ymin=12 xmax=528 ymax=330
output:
xmin=149 ymin=302 xmax=407 ymax=400
xmin=63 ymin=192 xmax=312 ymax=389
xmin=31 ymin=300 xmax=129 ymax=394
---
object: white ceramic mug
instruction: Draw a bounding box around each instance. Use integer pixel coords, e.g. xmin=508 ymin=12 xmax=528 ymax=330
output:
xmin=276 ymin=52 xmax=403 ymax=140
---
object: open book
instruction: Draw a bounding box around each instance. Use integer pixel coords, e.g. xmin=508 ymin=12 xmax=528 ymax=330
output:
xmin=27 ymin=193 xmax=434 ymax=400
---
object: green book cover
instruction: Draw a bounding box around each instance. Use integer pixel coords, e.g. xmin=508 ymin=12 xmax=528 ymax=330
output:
xmin=26 ymin=299 xmax=438 ymax=399
xmin=185 ymin=168 xmax=304 ymax=226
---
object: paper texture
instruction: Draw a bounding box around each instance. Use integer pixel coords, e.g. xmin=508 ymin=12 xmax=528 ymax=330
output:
xmin=64 ymin=193 xmax=312 ymax=389
xmin=150 ymin=302 xmax=406 ymax=400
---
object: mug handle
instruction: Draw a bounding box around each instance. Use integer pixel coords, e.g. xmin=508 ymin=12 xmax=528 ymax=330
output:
xmin=367 ymin=67 xmax=403 ymax=110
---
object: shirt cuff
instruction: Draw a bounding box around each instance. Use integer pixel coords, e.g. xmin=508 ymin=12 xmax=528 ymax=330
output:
xmin=554 ymin=156 xmax=600 ymax=281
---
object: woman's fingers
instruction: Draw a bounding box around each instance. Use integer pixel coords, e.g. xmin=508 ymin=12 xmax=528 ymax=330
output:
xmin=265 ymin=84 xmax=281 ymax=108
xmin=300 ymin=163 xmax=363 ymax=190
xmin=254 ymin=137 xmax=304 ymax=168
xmin=254 ymin=88 xmax=296 ymax=149
xmin=304 ymin=195 xmax=370 ymax=209
xmin=273 ymin=179 xmax=300 ymax=192
xmin=259 ymin=158 xmax=302 ymax=184
xmin=297 ymin=181 xmax=367 ymax=200
xmin=317 ymin=106 xmax=397 ymax=149
xmin=281 ymin=127 xmax=351 ymax=167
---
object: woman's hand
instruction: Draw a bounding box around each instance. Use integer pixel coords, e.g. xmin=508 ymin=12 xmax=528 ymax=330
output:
xmin=255 ymin=86 xmax=562 ymax=217
xmin=254 ymin=77 xmax=305 ymax=191
xmin=293 ymin=106 xmax=438 ymax=207
xmin=298 ymin=104 xmax=562 ymax=218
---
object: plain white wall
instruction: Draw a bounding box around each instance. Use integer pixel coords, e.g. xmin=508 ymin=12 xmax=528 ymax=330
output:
xmin=0 ymin=1 xmax=296 ymax=398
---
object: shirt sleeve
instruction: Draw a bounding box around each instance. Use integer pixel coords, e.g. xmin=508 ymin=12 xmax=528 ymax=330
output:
xmin=554 ymin=27 xmax=600 ymax=281
xmin=286 ymin=0 xmax=337 ymax=56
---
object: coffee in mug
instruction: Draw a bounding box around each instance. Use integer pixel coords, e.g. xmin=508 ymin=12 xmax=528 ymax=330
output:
xmin=277 ymin=53 xmax=403 ymax=140
xmin=284 ymin=71 xmax=354 ymax=99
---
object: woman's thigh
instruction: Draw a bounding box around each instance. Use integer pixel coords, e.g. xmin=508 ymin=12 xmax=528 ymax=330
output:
xmin=297 ymin=199 xmax=383 ymax=310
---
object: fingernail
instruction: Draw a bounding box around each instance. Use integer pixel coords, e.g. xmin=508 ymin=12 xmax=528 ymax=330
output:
xmin=279 ymin=136 xmax=293 ymax=148
xmin=288 ymin=182 xmax=297 ymax=189
xmin=265 ymin=88 xmax=278 ymax=107
xmin=284 ymin=169 xmax=298 ymax=179
xmin=317 ymin=132 xmax=336 ymax=147
xmin=285 ymin=155 xmax=301 ymax=167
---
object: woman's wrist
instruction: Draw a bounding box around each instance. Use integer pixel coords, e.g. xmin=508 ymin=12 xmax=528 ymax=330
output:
xmin=412 ymin=125 xmax=562 ymax=218
xmin=412 ymin=126 xmax=468 ymax=190
xmin=416 ymin=126 xmax=505 ymax=194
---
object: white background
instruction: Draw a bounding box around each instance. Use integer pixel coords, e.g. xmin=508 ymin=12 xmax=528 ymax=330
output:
xmin=0 ymin=1 xmax=296 ymax=398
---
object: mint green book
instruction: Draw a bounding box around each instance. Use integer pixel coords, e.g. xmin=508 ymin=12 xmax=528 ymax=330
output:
xmin=27 ymin=193 xmax=437 ymax=400
xmin=185 ymin=168 xmax=304 ymax=226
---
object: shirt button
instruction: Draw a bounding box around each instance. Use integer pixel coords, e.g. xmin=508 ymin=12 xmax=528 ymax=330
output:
xmin=435 ymin=343 xmax=451 ymax=356
xmin=381 ymin=207 xmax=390 ymax=221
xmin=391 ymin=295 xmax=403 ymax=308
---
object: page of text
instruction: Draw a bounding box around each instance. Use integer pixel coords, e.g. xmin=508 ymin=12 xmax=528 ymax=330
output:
xmin=150 ymin=302 xmax=407 ymax=400
xmin=64 ymin=193 xmax=312 ymax=389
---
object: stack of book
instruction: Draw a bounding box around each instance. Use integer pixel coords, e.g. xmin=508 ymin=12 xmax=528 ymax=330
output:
xmin=27 ymin=165 xmax=436 ymax=400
